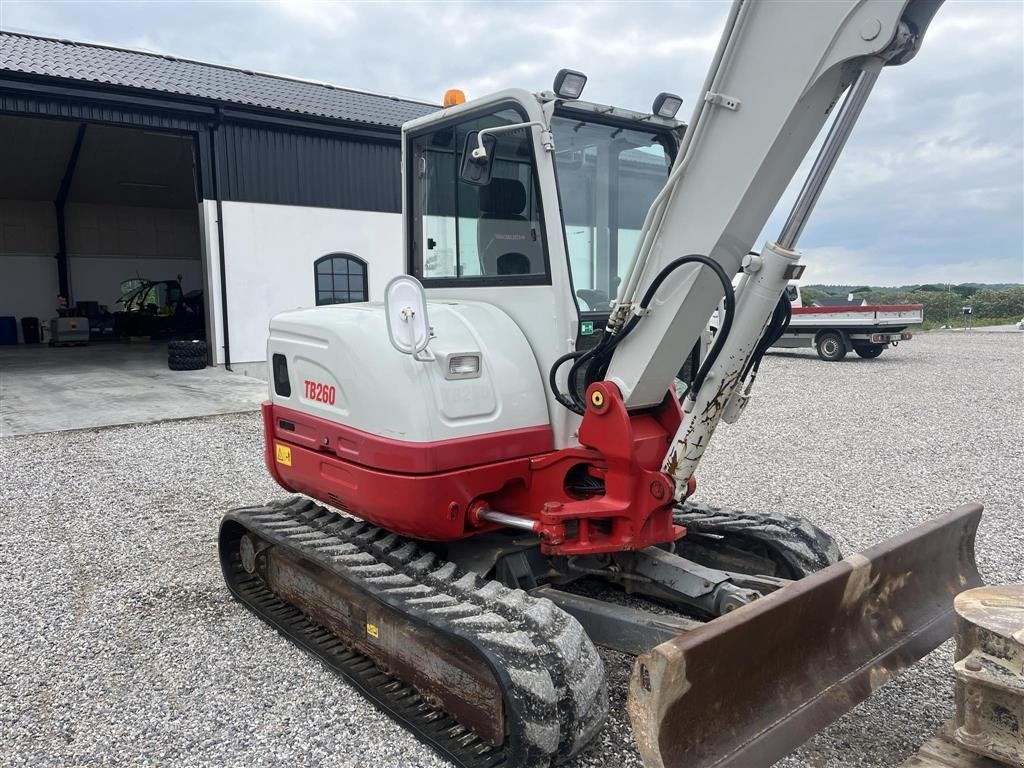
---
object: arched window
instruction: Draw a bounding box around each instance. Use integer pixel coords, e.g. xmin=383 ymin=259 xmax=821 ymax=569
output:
xmin=315 ymin=253 xmax=368 ymax=305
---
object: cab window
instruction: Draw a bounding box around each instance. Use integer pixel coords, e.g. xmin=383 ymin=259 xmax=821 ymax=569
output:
xmin=551 ymin=117 xmax=672 ymax=312
xmin=410 ymin=107 xmax=549 ymax=285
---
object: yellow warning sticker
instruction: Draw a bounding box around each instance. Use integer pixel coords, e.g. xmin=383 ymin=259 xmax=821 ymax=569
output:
xmin=275 ymin=443 xmax=292 ymax=466
xmin=366 ymin=622 xmax=379 ymax=639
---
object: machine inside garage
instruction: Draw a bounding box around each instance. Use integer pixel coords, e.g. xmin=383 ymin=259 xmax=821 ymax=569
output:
xmin=0 ymin=31 xmax=435 ymax=437
xmin=0 ymin=31 xmax=436 ymax=374
xmin=0 ymin=113 xmax=207 ymax=353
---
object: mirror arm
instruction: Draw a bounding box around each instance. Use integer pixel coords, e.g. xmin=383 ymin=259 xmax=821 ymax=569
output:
xmin=400 ymin=307 xmax=435 ymax=362
xmin=472 ymin=121 xmax=553 ymax=161
xmin=413 ymin=347 xmax=435 ymax=363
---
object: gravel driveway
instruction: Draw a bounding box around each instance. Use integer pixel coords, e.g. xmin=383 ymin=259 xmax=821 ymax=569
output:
xmin=2 ymin=331 xmax=1021 ymax=768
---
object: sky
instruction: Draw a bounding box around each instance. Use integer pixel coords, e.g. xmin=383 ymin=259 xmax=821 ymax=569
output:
xmin=1 ymin=0 xmax=1022 ymax=287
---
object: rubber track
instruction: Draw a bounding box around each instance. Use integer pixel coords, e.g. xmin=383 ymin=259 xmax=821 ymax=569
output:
xmin=673 ymin=501 xmax=842 ymax=578
xmin=220 ymin=498 xmax=607 ymax=768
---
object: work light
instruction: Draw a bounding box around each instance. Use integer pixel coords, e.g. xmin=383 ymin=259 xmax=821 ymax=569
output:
xmin=553 ymin=69 xmax=587 ymax=100
xmin=652 ymin=92 xmax=683 ymax=119
xmin=446 ymin=354 xmax=481 ymax=379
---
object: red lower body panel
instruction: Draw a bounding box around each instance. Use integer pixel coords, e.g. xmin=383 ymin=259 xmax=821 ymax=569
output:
xmin=263 ymin=383 xmax=688 ymax=555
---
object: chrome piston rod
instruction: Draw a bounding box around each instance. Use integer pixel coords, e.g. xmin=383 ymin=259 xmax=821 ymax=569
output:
xmin=476 ymin=508 xmax=541 ymax=533
xmin=777 ymin=58 xmax=883 ymax=250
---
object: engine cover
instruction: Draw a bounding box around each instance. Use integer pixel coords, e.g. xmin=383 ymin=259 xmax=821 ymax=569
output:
xmin=267 ymin=300 xmax=551 ymax=446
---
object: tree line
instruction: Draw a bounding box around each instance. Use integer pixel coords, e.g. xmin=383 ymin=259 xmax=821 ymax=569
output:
xmin=800 ymin=284 xmax=1024 ymax=328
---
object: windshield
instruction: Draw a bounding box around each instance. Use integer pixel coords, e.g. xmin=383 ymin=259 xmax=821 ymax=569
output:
xmin=551 ymin=116 xmax=673 ymax=313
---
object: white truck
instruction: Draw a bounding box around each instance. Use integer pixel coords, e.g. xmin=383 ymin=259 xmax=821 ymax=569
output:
xmin=774 ymin=284 xmax=923 ymax=361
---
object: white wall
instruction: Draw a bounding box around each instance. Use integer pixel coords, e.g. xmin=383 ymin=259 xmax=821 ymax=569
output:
xmin=1 ymin=201 xmax=57 ymax=340
xmin=4 ymin=196 xmax=405 ymax=359
xmin=199 ymin=200 xmax=225 ymax=366
xmin=220 ymin=201 xmax=403 ymax=367
xmin=0 ymin=255 xmax=58 ymax=341
xmin=1 ymin=201 xmax=55 ymax=341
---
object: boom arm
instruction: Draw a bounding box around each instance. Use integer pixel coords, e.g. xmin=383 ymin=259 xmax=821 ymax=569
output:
xmin=600 ymin=0 xmax=942 ymax=496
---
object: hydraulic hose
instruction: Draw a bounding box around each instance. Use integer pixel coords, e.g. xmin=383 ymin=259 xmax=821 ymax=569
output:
xmin=549 ymin=350 xmax=586 ymax=415
xmin=664 ymin=256 xmax=736 ymax=398
xmin=740 ymin=291 xmax=792 ymax=382
xmin=549 ymin=254 xmax=736 ymax=414
xmin=579 ymin=254 xmax=733 ymax=392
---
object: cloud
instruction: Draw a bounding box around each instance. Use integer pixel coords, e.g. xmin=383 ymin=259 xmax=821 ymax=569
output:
xmin=799 ymin=245 xmax=1023 ymax=287
xmin=2 ymin=0 xmax=1021 ymax=286
xmin=272 ymin=0 xmax=355 ymax=31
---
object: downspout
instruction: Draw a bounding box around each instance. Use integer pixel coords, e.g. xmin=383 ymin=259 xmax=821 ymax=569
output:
xmin=209 ymin=108 xmax=232 ymax=370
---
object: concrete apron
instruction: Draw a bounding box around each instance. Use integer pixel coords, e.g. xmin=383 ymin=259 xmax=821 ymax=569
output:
xmin=0 ymin=342 xmax=268 ymax=437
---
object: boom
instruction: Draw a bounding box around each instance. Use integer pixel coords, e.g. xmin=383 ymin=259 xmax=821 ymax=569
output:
xmin=599 ymin=0 xmax=942 ymax=492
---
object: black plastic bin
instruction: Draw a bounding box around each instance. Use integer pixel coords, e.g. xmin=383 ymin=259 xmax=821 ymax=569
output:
xmin=0 ymin=316 xmax=15 ymax=345
xmin=21 ymin=316 xmax=41 ymax=344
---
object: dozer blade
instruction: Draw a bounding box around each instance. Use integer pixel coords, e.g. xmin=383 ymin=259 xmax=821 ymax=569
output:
xmin=628 ymin=503 xmax=984 ymax=768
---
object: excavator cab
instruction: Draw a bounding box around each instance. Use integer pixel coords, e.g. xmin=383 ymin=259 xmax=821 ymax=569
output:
xmin=402 ymin=91 xmax=689 ymax=449
xmin=404 ymin=92 xmax=710 ymax=421
xmin=221 ymin=2 xmax=986 ymax=766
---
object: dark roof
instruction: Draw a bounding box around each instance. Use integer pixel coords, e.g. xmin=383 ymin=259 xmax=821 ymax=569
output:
xmin=0 ymin=31 xmax=438 ymax=129
xmin=813 ymin=296 xmax=868 ymax=307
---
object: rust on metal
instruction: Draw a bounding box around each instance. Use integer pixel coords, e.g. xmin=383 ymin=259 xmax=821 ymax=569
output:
xmin=901 ymin=722 xmax=1006 ymax=767
xmin=627 ymin=503 xmax=984 ymax=768
xmin=953 ymin=584 xmax=1024 ymax=767
xmin=262 ymin=545 xmax=506 ymax=745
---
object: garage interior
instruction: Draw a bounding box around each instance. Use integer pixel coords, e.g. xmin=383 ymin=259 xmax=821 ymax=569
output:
xmin=0 ymin=113 xmax=208 ymax=354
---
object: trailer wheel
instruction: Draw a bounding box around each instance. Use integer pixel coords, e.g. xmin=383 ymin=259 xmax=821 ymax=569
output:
xmin=815 ymin=331 xmax=847 ymax=361
xmin=854 ymin=344 xmax=885 ymax=359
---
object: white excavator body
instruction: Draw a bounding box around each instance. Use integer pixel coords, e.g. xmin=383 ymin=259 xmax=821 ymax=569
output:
xmin=223 ymin=3 xmax=986 ymax=767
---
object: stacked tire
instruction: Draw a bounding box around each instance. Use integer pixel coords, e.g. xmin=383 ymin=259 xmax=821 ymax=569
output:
xmin=168 ymin=339 xmax=208 ymax=371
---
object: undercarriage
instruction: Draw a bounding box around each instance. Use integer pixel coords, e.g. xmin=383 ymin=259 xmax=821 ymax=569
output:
xmin=220 ymin=496 xmax=982 ymax=768
xmin=220 ymin=498 xmax=607 ymax=768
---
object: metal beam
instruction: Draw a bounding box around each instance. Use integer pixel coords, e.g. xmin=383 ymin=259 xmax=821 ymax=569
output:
xmin=54 ymin=122 xmax=87 ymax=302
xmin=529 ymin=586 xmax=699 ymax=656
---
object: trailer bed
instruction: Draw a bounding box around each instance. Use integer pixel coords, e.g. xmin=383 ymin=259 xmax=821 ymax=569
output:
xmin=789 ymin=304 xmax=924 ymax=329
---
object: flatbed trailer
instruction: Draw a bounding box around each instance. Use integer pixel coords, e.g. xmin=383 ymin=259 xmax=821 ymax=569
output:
xmin=775 ymin=285 xmax=924 ymax=360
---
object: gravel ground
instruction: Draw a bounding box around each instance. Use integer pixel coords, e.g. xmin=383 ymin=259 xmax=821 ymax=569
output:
xmin=1 ymin=331 xmax=1021 ymax=767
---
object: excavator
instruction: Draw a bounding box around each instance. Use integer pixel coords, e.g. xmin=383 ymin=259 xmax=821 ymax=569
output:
xmin=218 ymin=1 xmax=985 ymax=766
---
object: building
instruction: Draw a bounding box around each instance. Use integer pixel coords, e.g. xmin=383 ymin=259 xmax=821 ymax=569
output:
xmin=0 ymin=31 xmax=437 ymax=369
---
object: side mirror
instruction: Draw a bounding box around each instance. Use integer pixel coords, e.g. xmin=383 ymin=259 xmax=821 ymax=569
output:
xmin=384 ymin=275 xmax=430 ymax=355
xmin=460 ymin=130 xmax=497 ymax=185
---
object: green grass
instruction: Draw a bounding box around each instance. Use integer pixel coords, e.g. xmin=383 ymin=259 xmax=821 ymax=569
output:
xmin=918 ymin=315 xmax=1022 ymax=330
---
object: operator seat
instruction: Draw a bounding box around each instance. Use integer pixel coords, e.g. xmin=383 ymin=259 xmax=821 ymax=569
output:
xmin=477 ymin=178 xmax=543 ymax=276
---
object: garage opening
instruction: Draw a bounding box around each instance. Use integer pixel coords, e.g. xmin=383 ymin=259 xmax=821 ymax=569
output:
xmin=0 ymin=114 xmax=207 ymax=362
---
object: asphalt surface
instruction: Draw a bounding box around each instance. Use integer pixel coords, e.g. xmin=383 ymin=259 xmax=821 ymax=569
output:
xmin=1 ymin=331 xmax=1021 ymax=767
